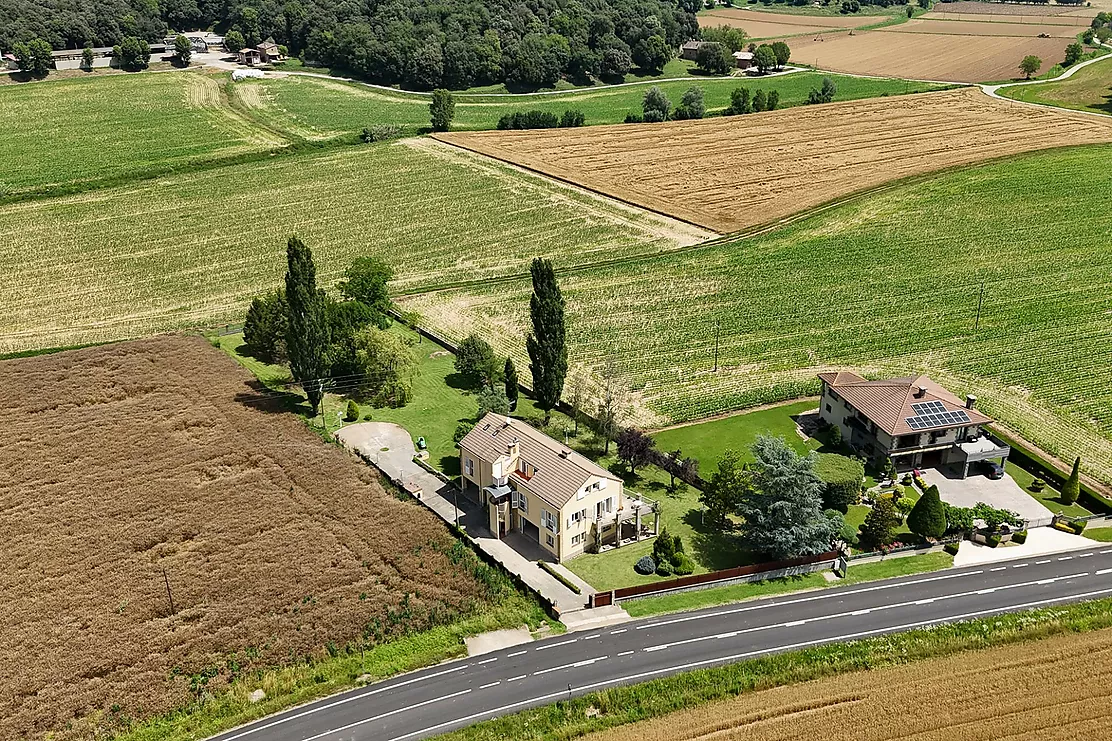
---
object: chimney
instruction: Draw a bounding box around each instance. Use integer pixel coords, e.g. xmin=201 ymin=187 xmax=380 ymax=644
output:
xmin=913 ymin=386 xmax=926 ymax=398
xmin=966 ymin=394 xmax=977 ymax=410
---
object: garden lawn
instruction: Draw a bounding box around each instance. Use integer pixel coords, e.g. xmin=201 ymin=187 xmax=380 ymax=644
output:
xmin=998 ymin=55 xmax=1112 ymax=115
xmin=1005 ymin=460 xmax=1092 ymax=518
xmin=1085 ymin=528 xmax=1112 ymax=543
xmin=235 ymin=72 xmax=950 ymax=138
xmin=622 ymin=551 xmax=953 ymax=617
xmin=650 ymin=400 xmax=821 ymax=472
xmin=0 ymin=71 xmax=283 ymax=195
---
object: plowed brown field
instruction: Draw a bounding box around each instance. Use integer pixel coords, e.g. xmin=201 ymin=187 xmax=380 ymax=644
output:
xmin=586 ymin=627 xmax=1112 ymax=741
xmin=0 ymin=336 xmax=498 ymax=740
xmin=926 ymin=1 xmax=1095 ymax=18
xmin=789 ymin=28 xmax=1072 ymax=81
xmin=889 ymin=17 xmax=1083 ymax=36
xmin=698 ymin=8 xmax=886 ymax=36
xmin=436 ymin=88 xmax=1112 ymax=233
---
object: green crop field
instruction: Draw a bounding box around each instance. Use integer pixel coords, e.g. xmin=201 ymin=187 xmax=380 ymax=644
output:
xmin=400 ymin=144 xmax=1112 ymax=486
xmin=233 ymin=72 xmax=951 ymax=138
xmin=999 ymin=57 xmax=1112 ymax=116
xmin=0 ymin=71 xmax=286 ymax=195
xmin=0 ymin=138 xmax=704 ymax=354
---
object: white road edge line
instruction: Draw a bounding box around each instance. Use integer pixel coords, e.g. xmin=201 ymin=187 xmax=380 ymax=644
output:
xmin=385 ymin=586 xmax=1112 ymax=741
xmin=636 ymin=568 xmax=985 ymax=631
xmin=210 ymin=663 xmax=471 ymax=741
xmin=301 ymin=688 xmax=471 ymax=741
xmin=535 ymin=639 xmax=578 ymax=651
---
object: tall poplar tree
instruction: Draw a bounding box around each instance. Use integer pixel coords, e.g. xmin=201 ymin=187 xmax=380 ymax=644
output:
xmin=284 ymin=236 xmax=330 ymax=416
xmin=504 ymin=357 xmax=519 ymax=411
xmin=525 ymin=258 xmax=567 ymax=425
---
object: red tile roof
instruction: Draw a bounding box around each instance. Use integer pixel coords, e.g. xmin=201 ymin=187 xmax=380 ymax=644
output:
xmin=820 ymin=373 xmax=992 ymax=436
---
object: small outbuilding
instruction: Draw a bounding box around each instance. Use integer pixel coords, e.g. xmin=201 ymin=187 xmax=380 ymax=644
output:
xmin=733 ymin=50 xmax=755 ymax=70
xmin=679 ymin=40 xmax=706 ymax=61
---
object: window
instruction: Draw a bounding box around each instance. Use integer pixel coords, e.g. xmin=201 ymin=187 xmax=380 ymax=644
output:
xmin=464 ymin=458 xmax=474 ymax=476
xmin=568 ymin=508 xmax=587 ymax=528
xmin=542 ymin=509 xmax=558 ymax=533
xmin=546 ymin=534 xmax=555 ymax=547
xmin=512 ymin=490 xmax=527 ymax=513
xmin=595 ymin=497 xmax=613 ymax=519
xmin=516 ymin=460 xmax=537 ymax=480
xmin=825 ymin=403 xmax=832 ymax=413
xmin=571 ymin=533 xmax=584 ymax=546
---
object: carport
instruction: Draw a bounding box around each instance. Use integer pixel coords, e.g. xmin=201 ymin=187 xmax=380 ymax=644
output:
xmin=950 ymin=434 xmax=1010 ymax=479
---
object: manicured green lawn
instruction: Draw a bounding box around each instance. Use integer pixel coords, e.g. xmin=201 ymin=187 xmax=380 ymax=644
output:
xmin=651 ymin=400 xmax=822 ymax=471
xmin=1085 ymin=527 xmax=1112 ymax=543
xmin=1006 ymin=460 xmax=1092 ymax=518
xmin=623 ymin=551 xmax=952 ymax=617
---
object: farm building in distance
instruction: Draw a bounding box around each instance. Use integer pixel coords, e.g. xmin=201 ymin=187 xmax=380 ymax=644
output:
xmin=50 ymin=43 xmax=169 ymax=70
xmin=680 ymin=41 xmax=755 ymax=69
xmin=818 ymin=372 xmax=1011 ymax=477
xmin=733 ymin=50 xmax=754 ymax=70
xmin=459 ymin=413 xmax=658 ymax=562
xmin=237 ymin=38 xmax=285 ymax=65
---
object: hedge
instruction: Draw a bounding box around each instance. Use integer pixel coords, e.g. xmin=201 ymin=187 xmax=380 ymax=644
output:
xmin=537 ymin=560 xmax=581 ymax=594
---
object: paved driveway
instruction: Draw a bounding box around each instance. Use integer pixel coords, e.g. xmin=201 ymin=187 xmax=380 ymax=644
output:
xmin=922 ymin=468 xmax=1051 ymax=522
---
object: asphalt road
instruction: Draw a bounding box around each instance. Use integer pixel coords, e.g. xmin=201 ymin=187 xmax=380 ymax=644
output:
xmin=211 ymin=547 xmax=1112 ymax=741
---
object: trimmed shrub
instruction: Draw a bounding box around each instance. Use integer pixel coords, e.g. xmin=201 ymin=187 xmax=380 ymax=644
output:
xmin=1030 ymin=478 xmax=1047 ymax=493
xmin=943 ymin=541 xmax=961 ymax=556
xmin=815 ymin=453 xmax=864 ymax=512
xmin=1012 ymin=530 xmax=1028 ymax=545
xmin=344 ymin=399 xmax=360 ymax=422
xmin=560 ymin=109 xmax=585 ymax=127
xmin=986 ymin=534 xmax=1001 ymax=548
xmin=907 ymin=485 xmax=947 ymax=540
xmin=1062 ymin=456 xmax=1081 ymax=505
xmin=496 ymin=110 xmax=560 ymax=130
xmin=653 ymin=527 xmax=679 ymax=565
xmin=655 ymin=559 xmax=673 ymax=576
xmin=673 ymin=553 xmax=696 ymax=575
xmin=895 ymin=496 xmax=916 ymax=515
xmin=1073 ymin=520 xmax=1088 ymax=534
xmin=634 ymin=555 xmax=656 ymax=575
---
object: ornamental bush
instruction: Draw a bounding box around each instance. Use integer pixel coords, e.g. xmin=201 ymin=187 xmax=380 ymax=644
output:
xmin=1013 ymin=530 xmax=1028 ymax=545
xmin=634 ymin=555 xmax=656 ymax=575
xmin=656 ymin=559 xmax=674 ymax=576
xmin=673 ymin=553 xmax=696 ymax=575
xmin=943 ymin=541 xmax=961 ymax=556
xmin=344 ymin=399 xmax=360 ymax=422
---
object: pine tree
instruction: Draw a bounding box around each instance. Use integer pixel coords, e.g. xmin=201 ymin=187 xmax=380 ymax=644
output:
xmin=525 ymin=258 xmax=567 ymax=425
xmin=907 ymin=485 xmax=947 ymax=540
xmin=1062 ymin=456 xmax=1081 ymax=505
xmin=504 ymin=357 xmax=519 ymax=411
xmin=284 ymin=236 xmax=330 ymax=416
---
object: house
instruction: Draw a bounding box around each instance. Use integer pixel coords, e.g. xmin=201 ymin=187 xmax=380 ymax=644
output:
xmin=733 ymin=50 xmax=754 ymax=70
xmin=257 ymin=39 xmax=284 ymax=63
xmin=817 ymin=372 xmax=1010 ymax=478
xmin=237 ymin=47 xmax=261 ymax=65
xmin=3 ymin=53 xmax=18 ymax=70
xmin=459 ymin=413 xmax=657 ymax=562
xmin=679 ymin=40 xmax=705 ymax=61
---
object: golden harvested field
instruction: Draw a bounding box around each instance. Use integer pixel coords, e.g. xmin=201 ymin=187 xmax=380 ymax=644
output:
xmin=435 ymin=88 xmax=1112 ymax=234
xmin=586 ymin=627 xmax=1112 ymax=741
xmin=889 ymin=17 xmax=1084 ymax=36
xmin=698 ymin=9 xmax=886 ymax=37
xmin=0 ymin=336 xmax=502 ymax=739
xmin=788 ymin=28 xmax=1072 ymax=81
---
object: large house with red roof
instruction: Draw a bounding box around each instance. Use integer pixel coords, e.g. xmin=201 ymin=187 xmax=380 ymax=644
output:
xmin=817 ymin=372 xmax=1010 ymax=478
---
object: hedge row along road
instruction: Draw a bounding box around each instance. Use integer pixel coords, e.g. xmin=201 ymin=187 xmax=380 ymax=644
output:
xmin=209 ymin=550 xmax=1112 ymax=741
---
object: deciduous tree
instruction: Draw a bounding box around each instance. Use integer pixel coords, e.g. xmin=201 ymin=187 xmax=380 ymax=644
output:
xmin=753 ymin=44 xmax=777 ymax=74
xmin=770 ymin=40 xmax=790 ymax=68
xmin=429 ymin=88 xmax=455 ymax=131
xmin=702 ymin=449 xmax=749 ymax=527
xmin=525 ymin=258 xmax=567 ymax=424
xmin=455 ymin=335 xmax=500 ymax=390
xmin=632 ymin=34 xmax=671 ymax=74
xmin=641 ymin=85 xmax=672 ymax=121
xmin=673 ymin=85 xmax=706 ymax=119
xmin=616 ymin=428 xmax=656 ymax=475
xmin=338 ymin=256 xmax=394 ymax=321
xmin=694 ymin=41 xmax=731 ymax=75
xmin=1019 ymin=54 xmax=1042 ymax=79
xmin=1064 ymin=42 xmax=1083 ymax=66
xmin=284 ymin=236 xmax=330 ymax=416
xmin=174 ymin=34 xmax=192 ymax=66
xmin=82 ymin=46 xmax=95 ymax=69
xmin=351 ymin=327 xmax=415 ymax=407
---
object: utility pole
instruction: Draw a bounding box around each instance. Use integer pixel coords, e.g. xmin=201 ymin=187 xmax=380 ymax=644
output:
xmin=974 ymin=280 xmax=986 ymax=333
xmin=161 ymin=565 xmax=175 ymax=616
xmin=713 ymin=320 xmax=720 ymax=373
xmin=455 ymin=477 xmax=461 ymax=529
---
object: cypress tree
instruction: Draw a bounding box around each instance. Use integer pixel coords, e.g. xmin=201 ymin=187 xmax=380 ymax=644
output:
xmin=284 ymin=236 xmax=330 ymax=416
xmin=525 ymin=258 xmax=567 ymax=425
xmin=907 ymin=484 xmax=947 ymax=540
xmin=1062 ymin=456 xmax=1081 ymax=505
xmin=504 ymin=357 xmax=519 ymax=411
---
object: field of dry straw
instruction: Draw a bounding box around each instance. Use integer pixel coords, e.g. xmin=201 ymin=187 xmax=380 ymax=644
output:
xmin=437 ymin=88 xmax=1112 ymax=234
xmin=586 ymin=627 xmax=1112 ymax=740
xmin=0 ymin=336 xmax=499 ymax=740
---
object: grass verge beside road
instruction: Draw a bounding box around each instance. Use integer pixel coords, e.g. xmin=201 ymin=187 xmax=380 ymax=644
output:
xmin=434 ymin=595 xmax=1112 ymax=741
xmin=622 ymin=551 xmax=953 ymax=618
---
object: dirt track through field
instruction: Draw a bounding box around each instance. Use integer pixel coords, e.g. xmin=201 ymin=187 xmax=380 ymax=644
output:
xmin=585 ymin=627 xmax=1112 ymax=740
xmin=0 ymin=336 xmax=498 ymax=740
xmin=436 ymin=87 xmax=1112 ymax=234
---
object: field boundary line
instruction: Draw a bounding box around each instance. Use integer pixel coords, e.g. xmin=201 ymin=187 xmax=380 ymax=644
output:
xmin=396 ymin=137 xmax=1112 ymax=299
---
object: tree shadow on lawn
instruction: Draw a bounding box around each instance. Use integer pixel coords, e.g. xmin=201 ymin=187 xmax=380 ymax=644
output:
xmin=444 ymin=372 xmax=475 ymax=391
xmin=682 ymin=509 xmax=761 ymax=571
xmin=234 ymin=379 xmax=307 ymax=415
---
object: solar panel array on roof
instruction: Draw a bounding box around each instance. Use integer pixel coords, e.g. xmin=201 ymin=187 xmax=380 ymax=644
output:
xmin=911 ymin=400 xmax=947 ymax=415
xmin=905 ymin=409 xmax=972 ymax=430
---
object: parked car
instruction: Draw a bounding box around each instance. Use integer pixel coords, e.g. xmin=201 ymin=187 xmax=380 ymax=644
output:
xmin=982 ymin=460 xmax=1004 ymax=479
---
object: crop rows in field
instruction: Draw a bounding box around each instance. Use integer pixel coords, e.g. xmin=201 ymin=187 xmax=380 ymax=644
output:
xmin=233 ymin=71 xmax=950 ymax=138
xmin=586 ymin=627 xmax=1112 ymax=741
xmin=0 ymin=138 xmax=707 ymax=353
xmin=0 ymin=71 xmax=285 ymax=195
xmin=437 ymin=88 xmax=1112 ymax=234
xmin=398 ymin=144 xmax=1112 ymax=484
